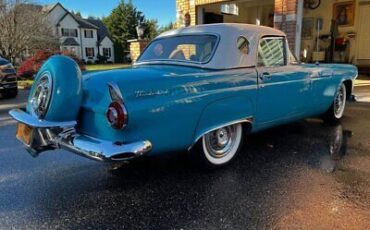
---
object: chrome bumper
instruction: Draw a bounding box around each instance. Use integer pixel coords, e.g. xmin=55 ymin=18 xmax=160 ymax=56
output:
xmin=9 ymin=109 xmax=152 ymax=162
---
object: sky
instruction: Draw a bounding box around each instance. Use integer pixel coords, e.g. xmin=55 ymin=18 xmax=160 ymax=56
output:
xmin=37 ymin=0 xmax=176 ymax=26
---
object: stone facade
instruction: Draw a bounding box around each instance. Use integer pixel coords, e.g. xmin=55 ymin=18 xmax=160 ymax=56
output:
xmin=129 ymin=40 xmax=149 ymax=63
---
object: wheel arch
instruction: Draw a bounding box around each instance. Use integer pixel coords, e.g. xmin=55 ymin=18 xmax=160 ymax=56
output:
xmin=188 ymin=96 xmax=255 ymax=151
xmin=342 ymin=79 xmax=353 ymax=100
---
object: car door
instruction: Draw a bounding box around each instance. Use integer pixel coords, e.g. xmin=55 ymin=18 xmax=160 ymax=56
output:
xmin=255 ymin=36 xmax=310 ymax=128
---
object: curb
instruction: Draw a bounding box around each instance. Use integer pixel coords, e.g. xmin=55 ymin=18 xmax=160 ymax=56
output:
xmin=0 ymin=103 xmax=27 ymax=115
xmin=18 ymin=86 xmax=31 ymax=90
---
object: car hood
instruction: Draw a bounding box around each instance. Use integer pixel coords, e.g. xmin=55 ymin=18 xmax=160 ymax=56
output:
xmin=81 ymin=64 xmax=207 ymax=112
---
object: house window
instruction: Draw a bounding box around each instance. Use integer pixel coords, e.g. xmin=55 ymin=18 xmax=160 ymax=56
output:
xmin=86 ymin=48 xmax=95 ymax=58
xmin=61 ymin=28 xmax=78 ymax=37
xmin=103 ymin=48 xmax=111 ymax=57
xmin=85 ymin=30 xmax=94 ymax=38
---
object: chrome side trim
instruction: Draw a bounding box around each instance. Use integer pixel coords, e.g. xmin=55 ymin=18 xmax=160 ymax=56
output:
xmin=188 ymin=117 xmax=254 ymax=151
xmin=108 ymin=82 xmax=124 ymax=103
xmin=9 ymin=109 xmax=76 ymax=128
xmin=9 ymin=109 xmax=152 ymax=162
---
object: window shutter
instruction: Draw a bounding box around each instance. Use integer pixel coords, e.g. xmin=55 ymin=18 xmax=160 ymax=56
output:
xmin=84 ymin=30 xmax=87 ymax=38
xmin=86 ymin=48 xmax=88 ymax=57
xmin=61 ymin=28 xmax=64 ymax=36
xmin=75 ymin=29 xmax=78 ymax=37
xmin=92 ymin=48 xmax=95 ymax=57
xmin=109 ymin=48 xmax=111 ymax=57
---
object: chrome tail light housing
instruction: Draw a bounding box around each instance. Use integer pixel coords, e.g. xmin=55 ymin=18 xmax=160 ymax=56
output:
xmin=106 ymin=82 xmax=128 ymax=129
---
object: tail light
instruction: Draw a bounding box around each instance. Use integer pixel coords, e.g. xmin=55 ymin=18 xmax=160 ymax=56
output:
xmin=106 ymin=101 xmax=128 ymax=129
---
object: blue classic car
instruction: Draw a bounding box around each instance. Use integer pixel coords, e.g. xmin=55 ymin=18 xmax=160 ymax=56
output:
xmin=10 ymin=24 xmax=357 ymax=167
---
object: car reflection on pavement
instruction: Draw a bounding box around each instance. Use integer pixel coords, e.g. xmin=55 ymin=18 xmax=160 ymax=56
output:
xmin=0 ymin=102 xmax=370 ymax=229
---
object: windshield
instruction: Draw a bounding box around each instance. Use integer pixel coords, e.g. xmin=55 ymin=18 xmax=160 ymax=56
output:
xmin=137 ymin=35 xmax=218 ymax=64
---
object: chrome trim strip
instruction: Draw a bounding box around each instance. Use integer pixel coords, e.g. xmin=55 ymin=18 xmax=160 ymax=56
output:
xmin=9 ymin=109 xmax=76 ymax=128
xmin=9 ymin=109 xmax=152 ymax=162
xmin=188 ymin=117 xmax=254 ymax=151
xmin=107 ymin=82 xmax=124 ymax=103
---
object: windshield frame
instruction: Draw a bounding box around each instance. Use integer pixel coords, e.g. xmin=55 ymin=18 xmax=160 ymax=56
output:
xmin=135 ymin=33 xmax=221 ymax=66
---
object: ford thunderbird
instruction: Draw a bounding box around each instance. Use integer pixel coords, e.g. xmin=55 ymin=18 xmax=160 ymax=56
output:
xmin=9 ymin=24 xmax=358 ymax=167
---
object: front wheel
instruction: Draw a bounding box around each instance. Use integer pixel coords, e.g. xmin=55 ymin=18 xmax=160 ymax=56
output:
xmin=323 ymin=83 xmax=347 ymax=122
xmin=192 ymin=123 xmax=244 ymax=168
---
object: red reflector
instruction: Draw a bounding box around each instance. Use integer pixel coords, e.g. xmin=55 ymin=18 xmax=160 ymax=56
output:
xmin=106 ymin=101 xmax=127 ymax=129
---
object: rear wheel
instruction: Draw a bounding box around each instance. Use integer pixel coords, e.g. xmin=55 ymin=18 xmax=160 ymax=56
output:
xmin=193 ymin=123 xmax=244 ymax=168
xmin=323 ymin=83 xmax=346 ymax=122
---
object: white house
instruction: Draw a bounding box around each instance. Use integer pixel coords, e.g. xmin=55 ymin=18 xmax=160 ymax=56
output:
xmin=42 ymin=3 xmax=115 ymax=63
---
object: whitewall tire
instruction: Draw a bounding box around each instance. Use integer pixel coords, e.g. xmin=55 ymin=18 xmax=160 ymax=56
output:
xmin=196 ymin=123 xmax=244 ymax=167
xmin=323 ymin=83 xmax=347 ymax=122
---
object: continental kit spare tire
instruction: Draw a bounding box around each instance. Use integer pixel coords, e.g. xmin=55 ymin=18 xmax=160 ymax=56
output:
xmin=26 ymin=55 xmax=83 ymax=122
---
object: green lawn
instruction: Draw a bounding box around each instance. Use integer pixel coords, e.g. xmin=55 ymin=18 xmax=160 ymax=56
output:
xmin=85 ymin=64 xmax=131 ymax=71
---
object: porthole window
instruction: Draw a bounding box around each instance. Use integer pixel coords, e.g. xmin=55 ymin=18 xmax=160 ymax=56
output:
xmin=237 ymin=36 xmax=249 ymax=55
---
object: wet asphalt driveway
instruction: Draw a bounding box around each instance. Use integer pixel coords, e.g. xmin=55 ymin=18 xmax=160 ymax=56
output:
xmin=0 ymin=93 xmax=370 ymax=229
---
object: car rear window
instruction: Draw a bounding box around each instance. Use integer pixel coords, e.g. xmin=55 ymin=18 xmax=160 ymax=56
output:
xmin=137 ymin=35 xmax=218 ymax=64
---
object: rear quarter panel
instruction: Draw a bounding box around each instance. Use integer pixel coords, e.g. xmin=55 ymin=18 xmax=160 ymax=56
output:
xmin=79 ymin=66 xmax=258 ymax=154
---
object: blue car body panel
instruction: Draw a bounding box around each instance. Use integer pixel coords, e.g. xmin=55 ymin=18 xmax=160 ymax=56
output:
xmin=77 ymin=63 xmax=357 ymax=155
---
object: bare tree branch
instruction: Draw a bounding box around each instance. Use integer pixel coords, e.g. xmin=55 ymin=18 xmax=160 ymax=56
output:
xmin=0 ymin=0 xmax=59 ymax=63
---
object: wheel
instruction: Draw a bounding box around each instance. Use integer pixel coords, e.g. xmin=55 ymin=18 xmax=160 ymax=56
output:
xmin=323 ymin=83 xmax=346 ymax=122
xmin=1 ymin=88 xmax=18 ymax=98
xmin=193 ymin=123 xmax=244 ymax=168
xmin=26 ymin=55 xmax=82 ymax=121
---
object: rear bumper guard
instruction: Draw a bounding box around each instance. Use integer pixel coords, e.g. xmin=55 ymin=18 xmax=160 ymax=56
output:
xmin=9 ymin=109 xmax=152 ymax=162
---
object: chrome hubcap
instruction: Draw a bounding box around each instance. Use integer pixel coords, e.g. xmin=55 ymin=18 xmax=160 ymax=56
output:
xmin=334 ymin=85 xmax=346 ymax=118
xmin=204 ymin=125 xmax=237 ymax=158
xmin=30 ymin=73 xmax=52 ymax=119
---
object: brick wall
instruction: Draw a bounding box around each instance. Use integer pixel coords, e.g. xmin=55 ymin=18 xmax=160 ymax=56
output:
xmin=274 ymin=0 xmax=298 ymax=51
xmin=129 ymin=40 xmax=149 ymax=63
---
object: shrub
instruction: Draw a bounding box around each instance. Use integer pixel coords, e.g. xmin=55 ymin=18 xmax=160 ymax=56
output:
xmin=17 ymin=50 xmax=86 ymax=79
xmin=96 ymin=54 xmax=109 ymax=64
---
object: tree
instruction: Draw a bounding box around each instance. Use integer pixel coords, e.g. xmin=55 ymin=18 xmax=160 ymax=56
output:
xmin=0 ymin=0 xmax=59 ymax=63
xmin=17 ymin=50 xmax=86 ymax=79
xmin=158 ymin=22 xmax=174 ymax=34
xmin=71 ymin=10 xmax=82 ymax=18
xmin=103 ymin=0 xmax=144 ymax=53
xmin=144 ymin=19 xmax=159 ymax=40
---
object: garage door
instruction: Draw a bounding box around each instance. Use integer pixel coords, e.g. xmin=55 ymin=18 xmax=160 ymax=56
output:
xmin=357 ymin=5 xmax=370 ymax=60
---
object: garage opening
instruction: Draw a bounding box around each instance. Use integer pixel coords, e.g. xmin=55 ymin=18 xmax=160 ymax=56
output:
xmin=197 ymin=0 xmax=275 ymax=27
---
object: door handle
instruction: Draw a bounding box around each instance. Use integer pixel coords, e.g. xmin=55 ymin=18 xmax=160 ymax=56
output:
xmin=259 ymin=72 xmax=271 ymax=81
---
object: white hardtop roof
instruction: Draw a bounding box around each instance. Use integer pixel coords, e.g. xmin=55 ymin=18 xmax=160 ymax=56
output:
xmin=135 ymin=23 xmax=286 ymax=69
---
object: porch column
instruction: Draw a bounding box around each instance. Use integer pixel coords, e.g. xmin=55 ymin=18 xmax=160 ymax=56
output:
xmin=128 ymin=39 xmax=149 ymax=63
xmin=274 ymin=0 xmax=303 ymax=59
